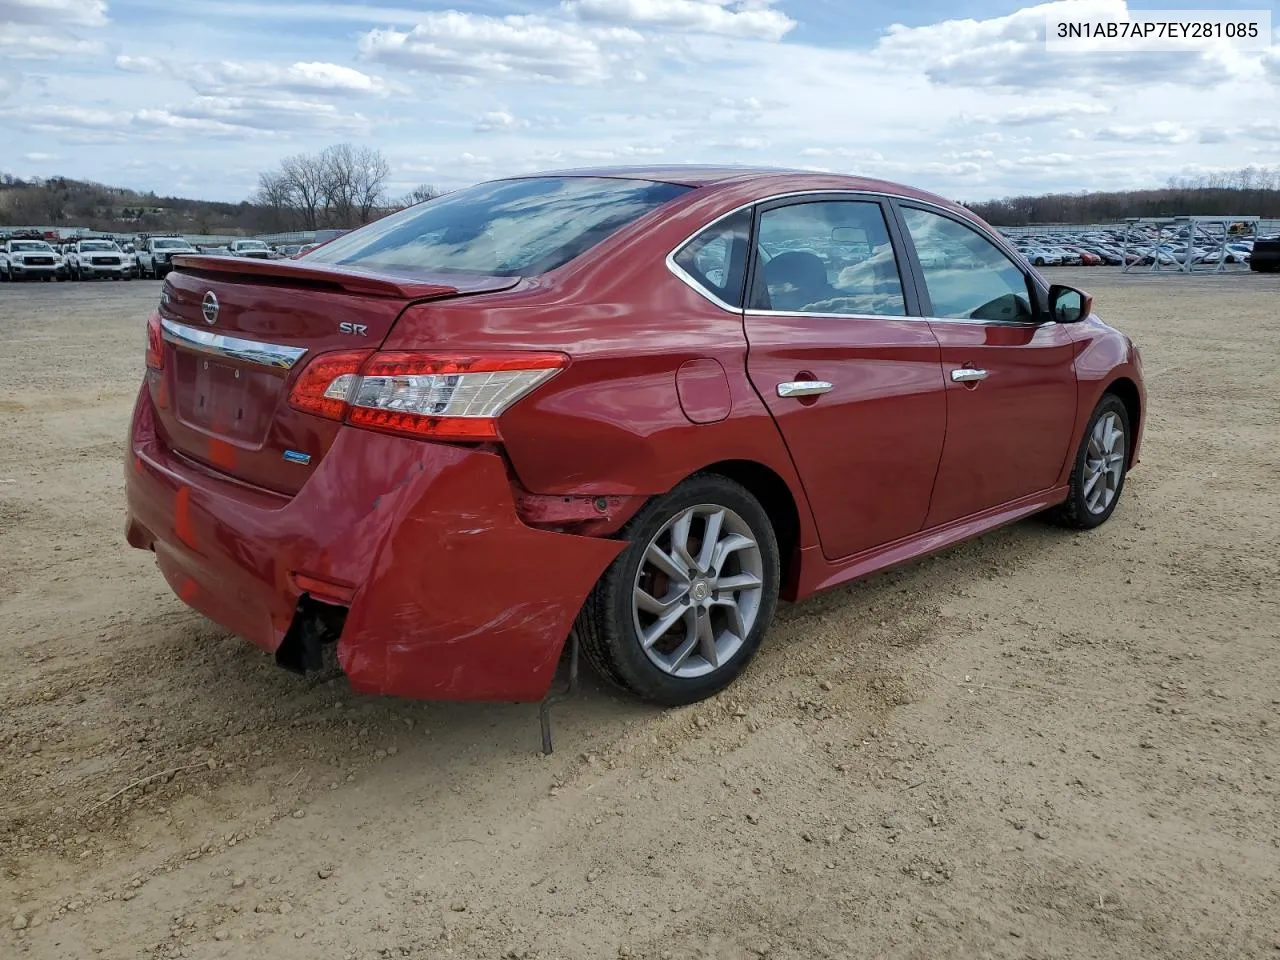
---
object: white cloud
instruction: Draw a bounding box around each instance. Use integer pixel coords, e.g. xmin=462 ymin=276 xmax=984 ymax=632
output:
xmin=187 ymin=60 xmax=395 ymax=97
xmin=114 ymin=54 xmax=164 ymax=73
xmin=1199 ymin=120 xmax=1280 ymax=144
xmin=0 ymin=26 xmax=105 ymax=58
xmin=799 ymin=146 xmax=886 ymax=162
xmin=970 ymin=102 xmax=1112 ymax=125
xmin=1095 ymin=121 xmax=1194 ymax=144
xmin=1 ymin=93 xmax=371 ymax=141
xmin=358 ymin=12 xmax=640 ymax=83
xmin=995 ymin=152 xmax=1080 ymax=170
xmin=0 ymin=0 xmax=108 ymax=27
xmin=875 ymin=0 xmax=1259 ymax=90
xmin=706 ymin=135 xmax=770 ymax=150
xmin=22 ymin=150 xmax=59 ymax=160
xmin=564 ymin=0 xmax=796 ymax=41
xmin=473 ymin=110 xmax=527 ymax=132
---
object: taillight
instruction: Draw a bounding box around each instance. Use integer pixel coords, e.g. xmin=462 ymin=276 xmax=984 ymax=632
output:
xmin=145 ymin=312 xmax=165 ymax=370
xmin=288 ymin=351 xmax=568 ymax=441
xmin=287 ymin=350 xmax=372 ymax=420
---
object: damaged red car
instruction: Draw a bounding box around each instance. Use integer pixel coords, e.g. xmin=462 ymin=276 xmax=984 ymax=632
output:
xmin=125 ymin=167 xmax=1145 ymax=706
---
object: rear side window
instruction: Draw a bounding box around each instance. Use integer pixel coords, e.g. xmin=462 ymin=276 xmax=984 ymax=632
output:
xmin=672 ymin=209 xmax=751 ymax=308
xmin=750 ymin=200 xmax=907 ymax=316
xmin=308 ymin=176 xmax=692 ymax=278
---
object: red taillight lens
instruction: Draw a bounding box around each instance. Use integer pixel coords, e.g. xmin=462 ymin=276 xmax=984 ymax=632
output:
xmin=287 ymin=349 xmax=373 ymax=420
xmin=288 ymin=350 xmax=568 ymax=440
xmin=145 ymin=312 xmax=164 ymax=370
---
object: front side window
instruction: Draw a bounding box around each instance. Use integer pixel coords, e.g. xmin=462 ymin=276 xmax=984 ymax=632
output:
xmin=750 ymin=200 xmax=906 ymax=316
xmin=308 ymin=176 xmax=692 ymax=279
xmin=672 ymin=209 xmax=751 ymax=307
xmin=901 ymin=207 xmax=1034 ymax=323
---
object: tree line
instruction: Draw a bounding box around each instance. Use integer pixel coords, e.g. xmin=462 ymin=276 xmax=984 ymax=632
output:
xmin=252 ymin=144 xmax=436 ymax=233
xmin=967 ymin=167 xmax=1280 ymax=225
xmin=6 ymin=154 xmax=1280 ymax=234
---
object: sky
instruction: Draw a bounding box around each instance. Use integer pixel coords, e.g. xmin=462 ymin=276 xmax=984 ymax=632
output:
xmin=1 ymin=0 xmax=1278 ymax=203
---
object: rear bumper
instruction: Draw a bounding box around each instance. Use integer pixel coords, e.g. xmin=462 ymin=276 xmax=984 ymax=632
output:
xmin=124 ymin=385 xmax=624 ymax=701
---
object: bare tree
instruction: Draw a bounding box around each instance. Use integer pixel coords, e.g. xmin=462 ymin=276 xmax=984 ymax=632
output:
xmin=279 ymin=151 xmax=328 ymax=231
xmin=249 ymin=144 xmax=392 ymax=231
xmin=252 ymin=170 xmax=298 ymax=232
xmin=398 ymin=183 xmax=441 ymax=208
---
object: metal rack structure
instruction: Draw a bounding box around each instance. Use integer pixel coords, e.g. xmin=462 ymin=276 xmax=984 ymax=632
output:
xmin=1121 ymin=216 xmax=1260 ymax=274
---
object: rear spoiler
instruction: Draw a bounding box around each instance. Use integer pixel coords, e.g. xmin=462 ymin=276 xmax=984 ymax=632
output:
xmin=170 ymin=254 xmax=467 ymax=300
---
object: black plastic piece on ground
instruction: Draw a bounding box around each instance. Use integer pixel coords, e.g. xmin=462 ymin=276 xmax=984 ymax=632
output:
xmin=539 ymin=630 xmax=580 ymax=755
xmin=275 ymin=597 xmax=346 ymax=675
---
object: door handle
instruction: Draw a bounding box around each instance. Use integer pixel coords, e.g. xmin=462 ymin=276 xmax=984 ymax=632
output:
xmin=777 ymin=380 xmax=834 ymax=398
xmin=950 ymin=368 xmax=989 ymax=383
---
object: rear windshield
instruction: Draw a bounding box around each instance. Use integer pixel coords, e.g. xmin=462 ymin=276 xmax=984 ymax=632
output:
xmin=306 ymin=176 xmax=692 ymax=278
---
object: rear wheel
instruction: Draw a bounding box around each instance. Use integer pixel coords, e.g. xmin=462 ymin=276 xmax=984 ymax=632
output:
xmin=577 ymin=475 xmax=780 ymax=705
xmin=1050 ymin=394 xmax=1131 ymax=529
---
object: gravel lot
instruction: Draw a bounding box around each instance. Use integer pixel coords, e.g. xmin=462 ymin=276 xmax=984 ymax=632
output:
xmin=2 ymin=268 xmax=1278 ymax=959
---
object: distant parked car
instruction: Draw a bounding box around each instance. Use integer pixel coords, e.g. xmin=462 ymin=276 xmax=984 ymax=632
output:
xmin=227 ymin=239 xmax=276 ymax=259
xmin=0 ymin=238 xmax=65 ymax=281
xmin=1251 ymin=236 xmax=1280 ymax=273
xmin=137 ymin=236 xmax=198 ymax=279
xmin=67 ymin=238 xmax=132 ymax=281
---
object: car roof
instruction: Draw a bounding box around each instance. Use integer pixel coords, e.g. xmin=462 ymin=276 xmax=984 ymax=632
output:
xmin=497 ymin=164 xmax=960 ymax=210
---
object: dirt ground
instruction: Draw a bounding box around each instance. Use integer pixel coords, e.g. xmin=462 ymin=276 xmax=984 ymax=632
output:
xmin=2 ymin=268 xmax=1278 ymax=960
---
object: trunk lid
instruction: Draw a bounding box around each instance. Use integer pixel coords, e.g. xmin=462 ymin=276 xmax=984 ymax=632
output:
xmin=150 ymin=256 xmax=518 ymax=495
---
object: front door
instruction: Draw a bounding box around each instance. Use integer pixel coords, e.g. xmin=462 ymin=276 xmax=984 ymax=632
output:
xmin=894 ymin=204 xmax=1078 ymax=527
xmin=741 ymin=196 xmax=947 ymax=561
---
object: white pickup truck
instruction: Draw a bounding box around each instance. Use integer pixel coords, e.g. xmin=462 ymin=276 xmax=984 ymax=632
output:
xmin=226 ymin=239 xmax=276 ymax=259
xmin=0 ymin=238 xmax=65 ymax=281
xmin=66 ymin=238 xmax=133 ymax=281
xmin=136 ymin=236 xmax=197 ymax=279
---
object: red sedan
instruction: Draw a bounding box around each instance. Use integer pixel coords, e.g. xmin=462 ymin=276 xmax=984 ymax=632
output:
xmin=125 ymin=167 xmax=1145 ymax=707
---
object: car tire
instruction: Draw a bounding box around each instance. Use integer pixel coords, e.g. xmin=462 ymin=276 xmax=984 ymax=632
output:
xmin=1034 ymin=257 xmax=1045 ymax=266
xmin=1049 ymin=393 xmax=1131 ymax=530
xmin=576 ymin=474 xmax=781 ymax=706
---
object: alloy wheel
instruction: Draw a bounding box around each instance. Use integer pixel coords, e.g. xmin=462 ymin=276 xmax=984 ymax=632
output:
xmin=1083 ymin=411 xmax=1125 ymax=515
xmin=631 ymin=504 xmax=764 ymax=679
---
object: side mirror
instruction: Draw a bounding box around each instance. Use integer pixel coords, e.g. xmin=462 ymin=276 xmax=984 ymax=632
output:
xmin=1048 ymin=283 xmax=1093 ymax=323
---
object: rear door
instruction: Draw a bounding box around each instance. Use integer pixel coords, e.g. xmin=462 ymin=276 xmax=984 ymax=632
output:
xmin=741 ymin=195 xmax=947 ymax=561
xmin=892 ymin=203 xmax=1078 ymax=527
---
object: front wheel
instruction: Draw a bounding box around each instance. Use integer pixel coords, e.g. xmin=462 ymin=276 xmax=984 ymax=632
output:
xmin=576 ymin=475 xmax=780 ymax=705
xmin=1050 ymin=394 xmax=1131 ymax=529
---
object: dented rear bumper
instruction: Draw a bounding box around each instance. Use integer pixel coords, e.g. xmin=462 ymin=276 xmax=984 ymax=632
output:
xmin=124 ymin=385 xmax=623 ymax=701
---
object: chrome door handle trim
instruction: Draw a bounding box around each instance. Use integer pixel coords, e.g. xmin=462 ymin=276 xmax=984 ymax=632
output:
xmin=950 ymin=368 xmax=989 ymax=383
xmin=777 ymin=380 xmax=834 ymax=398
